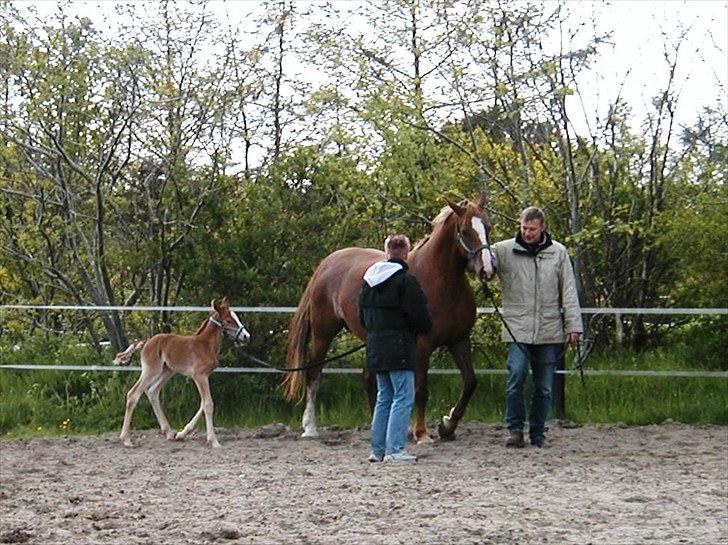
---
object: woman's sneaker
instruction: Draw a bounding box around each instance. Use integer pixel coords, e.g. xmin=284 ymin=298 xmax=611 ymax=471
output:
xmin=367 ymin=452 xmax=384 ymax=462
xmin=383 ymin=451 xmax=418 ymax=463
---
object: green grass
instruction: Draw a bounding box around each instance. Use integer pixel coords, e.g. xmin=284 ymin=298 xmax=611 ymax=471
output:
xmin=565 ymin=375 xmax=727 ymax=424
xmin=1 ymin=330 xmax=726 ymax=438
xmin=1 ymin=366 xmax=725 ymax=439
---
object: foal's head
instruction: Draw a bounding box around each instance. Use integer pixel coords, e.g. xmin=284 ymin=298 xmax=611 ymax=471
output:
xmin=210 ymin=297 xmax=251 ymax=345
xmin=446 ymin=193 xmax=495 ymax=281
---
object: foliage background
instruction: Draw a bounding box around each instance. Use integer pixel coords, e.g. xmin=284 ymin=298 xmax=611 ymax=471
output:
xmin=0 ymin=1 xmax=725 ymax=435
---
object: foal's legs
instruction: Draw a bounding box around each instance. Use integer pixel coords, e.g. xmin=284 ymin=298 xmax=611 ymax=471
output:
xmin=191 ymin=372 xmax=220 ymax=448
xmin=120 ymin=363 xmax=164 ymax=447
xmin=175 ymin=404 xmax=204 ymax=441
xmin=145 ymin=366 xmax=176 ymax=440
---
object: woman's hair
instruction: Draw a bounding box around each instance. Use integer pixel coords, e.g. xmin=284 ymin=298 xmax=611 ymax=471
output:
xmin=384 ymin=234 xmax=411 ymax=259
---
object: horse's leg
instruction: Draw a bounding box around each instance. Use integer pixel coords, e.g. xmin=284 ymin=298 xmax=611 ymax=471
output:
xmin=120 ymin=361 xmax=163 ymax=447
xmin=191 ymin=373 xmax=220 ymax=448
xmin=301 ymin=372 xmax=321 ymax=438
xmin=363 ymin=369 xmax=377 ymax=413
xmin=175 ymin=403 xmax=204 ymax=441
xmin=145 ymin=366 xmax=176 ymax=440
xmin=438 ymin=337 xmax=477 ymax=440
xmin=300 ymin=335 xmax=333 ymax=438
xmin=413 ymin=342 xmax=434 ymax=444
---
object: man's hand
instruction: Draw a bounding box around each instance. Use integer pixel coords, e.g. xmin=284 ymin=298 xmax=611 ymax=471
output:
xmin=566 ymin=332 xmax=581 ymax=345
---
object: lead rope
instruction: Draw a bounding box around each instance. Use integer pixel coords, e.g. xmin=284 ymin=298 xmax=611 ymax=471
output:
xmin=480 ymin=282 xmax=592 ymax=384
xmin=211 ymin=315 xmax=364 ymax=372
xmin=236 ymin=342 xmax=366 ymax=373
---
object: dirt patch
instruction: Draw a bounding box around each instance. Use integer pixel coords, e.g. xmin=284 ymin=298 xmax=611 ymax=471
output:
xmin=1 ymin=421 xmax=726 ymax=544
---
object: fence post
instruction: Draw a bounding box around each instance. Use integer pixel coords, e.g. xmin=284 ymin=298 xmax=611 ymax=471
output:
xmin=553 ymin=344 xmax=566 ymax=419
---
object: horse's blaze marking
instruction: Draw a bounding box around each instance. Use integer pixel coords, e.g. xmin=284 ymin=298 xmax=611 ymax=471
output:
xmin=230 ymin=310 xmax=250 ymax=343
xmin=471 ymin=217 xmax=494 ymax=276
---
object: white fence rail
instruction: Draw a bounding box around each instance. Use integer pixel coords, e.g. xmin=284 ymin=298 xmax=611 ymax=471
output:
xmin=2 ymin=304 xmax=727 ymax=315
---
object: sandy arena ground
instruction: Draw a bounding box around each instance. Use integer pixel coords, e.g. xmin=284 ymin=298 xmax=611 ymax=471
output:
xmin=1 ymin=421 xmax=726 ymax=545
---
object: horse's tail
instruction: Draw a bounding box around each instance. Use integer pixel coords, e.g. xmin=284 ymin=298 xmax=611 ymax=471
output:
xmin=112 ymin=340 xmax=146 ymax=365
xmin=282 ymin=278 xmax=315 ymax=403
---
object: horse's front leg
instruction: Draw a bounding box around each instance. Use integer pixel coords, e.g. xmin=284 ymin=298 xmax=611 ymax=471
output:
xmin=438 ymin=338 xmax=477 ymax=440
xmin=413 ymin=344 xmax=433 ymax=444
xmin=192 ymin=373 xmax=220 ymax=448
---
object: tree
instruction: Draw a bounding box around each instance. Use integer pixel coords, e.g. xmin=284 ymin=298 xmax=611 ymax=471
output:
xmin=0 ymin=1 xmax=264 ymax=349
xmin=1 ymin=5 xmax=141 ymax=350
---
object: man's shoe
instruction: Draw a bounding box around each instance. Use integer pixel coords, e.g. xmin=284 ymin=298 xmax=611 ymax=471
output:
xmin=367 ymin=452 xmax=384 ymax=462
xmin=383 ymin=451 xmax=418 ymax=463
xmin=505 ymin=431 xmax=526 ymax=448
xmin=530 ymin=436 xmax=545 ymax=448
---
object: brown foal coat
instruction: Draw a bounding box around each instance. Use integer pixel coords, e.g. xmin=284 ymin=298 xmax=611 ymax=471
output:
xmin=114 ymin=298 xmax=249 ymax=447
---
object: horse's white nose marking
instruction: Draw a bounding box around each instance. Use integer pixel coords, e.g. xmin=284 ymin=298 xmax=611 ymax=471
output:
xmin=231 ymin=311 xmax=251 ymax=342
xmin=471 ymin=217 xmax=494 ymax=276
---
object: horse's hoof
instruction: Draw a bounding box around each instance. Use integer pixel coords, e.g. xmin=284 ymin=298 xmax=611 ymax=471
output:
xmin=301 ymin=430 xmax=319 ymax=439
xmin=122 ymin=439 xmax=134 ymax=447
xmin=165 ymin=430 xmax=177 ymax=441
xmin=209 ymin=441 xmax=222 ymax=449
xmin=174 ymin=431 xmax=185 ymax=441
xmin=437 ymin=417 xmax=456 ymax=441
xmin=416 ymin=433 xmax=434 ymax=444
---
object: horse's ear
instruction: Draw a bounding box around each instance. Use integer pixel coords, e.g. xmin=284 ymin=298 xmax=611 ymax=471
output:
xmin=447 ymin=199 xmax=466 ymax=217
xmin=211 ymin=298 xmax=219 ymax=311
xmin=475 ymin=192 xmax=487 ymax=211
xmin=221 ymin=297 xmax=230 ymax=308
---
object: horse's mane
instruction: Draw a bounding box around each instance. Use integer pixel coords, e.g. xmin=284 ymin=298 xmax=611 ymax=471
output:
xmin=432 ymin=204 xmax=454 ymax=226
xmin=194 ymin=317 xmax=210 ymax=335
xmin=413 ymin=204 xmax=455 ymax=251
xmin=412 ymin=234 xmax=431 ymax=251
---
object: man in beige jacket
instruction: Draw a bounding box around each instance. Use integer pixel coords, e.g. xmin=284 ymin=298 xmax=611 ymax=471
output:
xmin=490 ymin=206 xmax=583 ymax=448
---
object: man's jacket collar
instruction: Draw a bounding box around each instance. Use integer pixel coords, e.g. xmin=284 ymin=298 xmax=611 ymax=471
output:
xmin=514 ymin=231 xmax=553 ymax=256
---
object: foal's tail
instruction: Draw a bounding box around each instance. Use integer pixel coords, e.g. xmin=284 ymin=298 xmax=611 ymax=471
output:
xmin=112 ymin=340 xmax=146 ymax=365
xmin=282 ymin=278 xmax=314 ymax=403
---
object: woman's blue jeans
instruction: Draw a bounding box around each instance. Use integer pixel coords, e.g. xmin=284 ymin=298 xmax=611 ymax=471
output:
xmin=370 ymin=370 xmax=415 ymax=457
xmin=506 ymin=342 xmax=562 ymax=440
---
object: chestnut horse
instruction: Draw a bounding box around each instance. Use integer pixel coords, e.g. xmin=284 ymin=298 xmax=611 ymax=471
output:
xmin=113 ymin=298 xmax=250 ymax=448
xmin=283 ymin=195 xmax=494 ymax=442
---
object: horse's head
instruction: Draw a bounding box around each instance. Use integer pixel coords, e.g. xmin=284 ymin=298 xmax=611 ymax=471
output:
xmin=211 ymin=297 xmax=251 ymax=345
xmin=447 ymin=193 xmax=495 ymax=282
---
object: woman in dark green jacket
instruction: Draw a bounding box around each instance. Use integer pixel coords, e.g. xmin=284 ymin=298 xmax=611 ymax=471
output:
xmin=358 ymin=234 xmax=432 ymax=463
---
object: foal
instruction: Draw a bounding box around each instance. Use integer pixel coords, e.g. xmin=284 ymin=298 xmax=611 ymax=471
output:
xmin=113 ymin=298 xmax=250 ymax=448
